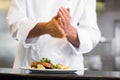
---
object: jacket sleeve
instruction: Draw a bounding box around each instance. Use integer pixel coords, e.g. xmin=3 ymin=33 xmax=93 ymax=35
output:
xmin=7 ymin=0 xmax=38 ymax=48
xmin=69 ymin=0 xmax=101 ymax=54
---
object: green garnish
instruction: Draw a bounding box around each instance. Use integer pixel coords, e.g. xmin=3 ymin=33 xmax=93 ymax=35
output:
xmin=52 ymin=64 xmax=59 ymax=69
xmin=40 ymin=57 xmax=51 ymax=63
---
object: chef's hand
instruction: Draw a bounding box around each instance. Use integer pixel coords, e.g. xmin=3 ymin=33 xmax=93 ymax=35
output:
xmin=46 ymin=16 xmax=66 ymax=38
xmin=57 ymin=7 xmax=72 ymax=36
xmin=57 ymin=7 xmax=80 ymax=47
xmin=27 ymin=15 xmax=66 ymax=39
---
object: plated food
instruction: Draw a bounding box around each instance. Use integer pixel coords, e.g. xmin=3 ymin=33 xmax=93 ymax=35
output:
xmin=31 ymin=58 xmax=69 ymax=70
xmin=20 ymin=58 xmax=87 ymax=73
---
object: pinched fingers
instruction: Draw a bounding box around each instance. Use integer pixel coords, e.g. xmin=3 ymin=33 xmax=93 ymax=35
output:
xmin=58 ymin=7 xmax=71 ymax=33
xmin=59 ymin=7 xmax=71 ymax=22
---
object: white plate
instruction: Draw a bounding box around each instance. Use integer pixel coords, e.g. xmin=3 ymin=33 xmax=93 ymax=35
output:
xmin=20 ymin=67 xmax=87 ymax=74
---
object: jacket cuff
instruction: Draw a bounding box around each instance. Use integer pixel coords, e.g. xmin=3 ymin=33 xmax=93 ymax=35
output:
xmin=17 ymin=18 xmax=38 ymax=48
xmin=68 ymin=27 xmax=93 ymax=55
xmin=76 ymin=28 xmax=93 ymax=54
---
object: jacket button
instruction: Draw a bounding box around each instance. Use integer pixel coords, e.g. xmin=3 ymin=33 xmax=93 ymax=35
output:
xmin=77 ymin=22 xmax=79 ymax=26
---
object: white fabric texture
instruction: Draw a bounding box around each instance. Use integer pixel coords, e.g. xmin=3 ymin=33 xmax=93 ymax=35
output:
xmin=7 ymin=0 xmax=101 ymax=69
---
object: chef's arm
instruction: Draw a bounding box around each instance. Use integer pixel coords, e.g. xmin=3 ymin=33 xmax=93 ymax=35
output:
xmin=70 ymin=0 xmax=101 ymax=54
xmin=27 ymin=17 xmax=65 ymax=39
xmin=66 ymin=25 xmax=80 ymax=48
xmin=27 ymin=22 xmax=47 ymax=39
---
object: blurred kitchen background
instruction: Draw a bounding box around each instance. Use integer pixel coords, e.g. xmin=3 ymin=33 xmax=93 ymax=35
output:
xmin=0 ymin=0 xmax=120 ymax=71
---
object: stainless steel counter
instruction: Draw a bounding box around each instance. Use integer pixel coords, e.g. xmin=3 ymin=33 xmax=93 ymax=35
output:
xmin=0 ymin=68 xmax=120 ymax=80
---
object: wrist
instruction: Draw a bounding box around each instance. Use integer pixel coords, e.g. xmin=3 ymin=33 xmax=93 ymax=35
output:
xmin=66 ymin=25 xmax=76 ymax=37
xmin=37 ymin=22 xmax=48 ymax=35
xmin=66 ymin=25 xmax=80 ymax=47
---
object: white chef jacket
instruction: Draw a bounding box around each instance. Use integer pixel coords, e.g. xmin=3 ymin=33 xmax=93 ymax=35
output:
xmin=7 ymin=0 xmax=101 ymax=69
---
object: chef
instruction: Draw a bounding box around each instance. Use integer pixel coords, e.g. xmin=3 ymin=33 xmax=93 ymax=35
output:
xmin=7 ymin=0 xmax=101 ymax=69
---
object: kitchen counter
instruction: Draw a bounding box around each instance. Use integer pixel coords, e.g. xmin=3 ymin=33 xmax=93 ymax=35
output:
xmin=0 ymin=68 xmax=120 ymax=80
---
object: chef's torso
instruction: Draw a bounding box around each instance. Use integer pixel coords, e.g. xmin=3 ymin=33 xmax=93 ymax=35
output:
xmin=14 ymin=0 xmax=84 ymax=69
